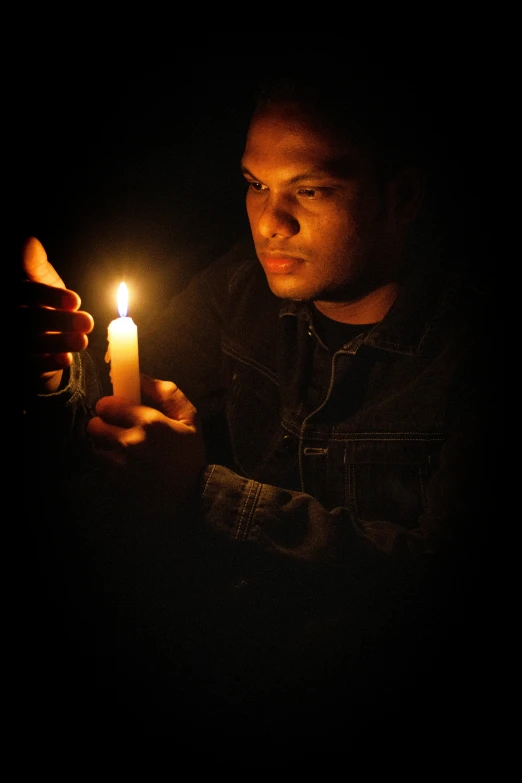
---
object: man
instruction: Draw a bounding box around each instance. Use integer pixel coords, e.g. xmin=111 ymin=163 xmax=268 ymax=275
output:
xmin=20 ymin=72 xmax=491 ymax=738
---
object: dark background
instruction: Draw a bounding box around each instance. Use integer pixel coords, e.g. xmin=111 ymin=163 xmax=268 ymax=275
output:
xmin=14 ymin=44 xmax=491 ymax=346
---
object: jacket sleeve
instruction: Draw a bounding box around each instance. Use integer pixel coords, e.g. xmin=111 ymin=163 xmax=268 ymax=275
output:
xmin=22 ymin=347 xmax=107 ymax=471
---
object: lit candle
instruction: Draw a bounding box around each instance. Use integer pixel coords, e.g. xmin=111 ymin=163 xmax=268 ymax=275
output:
xmin=106 ymin=282 xmax=141 ymax=403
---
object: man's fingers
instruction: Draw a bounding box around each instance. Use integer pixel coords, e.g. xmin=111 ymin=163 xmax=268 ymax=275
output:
xmin=26 ymin=332 xmax=89 ymax=354
xmin=26 ymin=353 xmax=75 ymax=373
xmin=20 ymin=305 xmax=94 ymax=333
xmin=19 ymin=279 xmax=82 ymax=311
xmin=141 ymin=376 xmax=198 ymax=424
xmin=22 ymin=236 xmax=66 ymax=289
xmin=93 ymin=396 xmax=147 ymax=427
xmin=92 ymin=392 xmax=194 ymax=432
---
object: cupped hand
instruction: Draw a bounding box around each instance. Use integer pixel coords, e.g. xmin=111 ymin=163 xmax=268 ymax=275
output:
xmin=87 ymin=376 xmax=207 ymax=503
xmin=20 ymin=237 xmax=94 ymax=391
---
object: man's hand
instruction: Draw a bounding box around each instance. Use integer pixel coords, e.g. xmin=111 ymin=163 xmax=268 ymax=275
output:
xmin=20 ymin=237 xmax=94 ymax=392
xmin=87 ymin=376 xmax=207 ymax=504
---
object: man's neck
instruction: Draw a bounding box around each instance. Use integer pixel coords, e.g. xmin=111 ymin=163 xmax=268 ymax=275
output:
xmin=313 ymin=281 xmax=400 ymax=324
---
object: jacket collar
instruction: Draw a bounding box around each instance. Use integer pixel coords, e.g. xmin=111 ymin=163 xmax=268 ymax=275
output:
xmin=278 ymin=252 xmax=465 ymax=357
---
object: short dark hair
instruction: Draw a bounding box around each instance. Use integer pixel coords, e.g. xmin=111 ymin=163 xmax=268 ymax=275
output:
xmin=252 ymin=66 xmax=432 ymax=179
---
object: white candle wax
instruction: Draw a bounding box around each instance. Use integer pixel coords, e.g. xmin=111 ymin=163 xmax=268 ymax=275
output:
xmin=106 ymin=282 xmax=141 ymax=403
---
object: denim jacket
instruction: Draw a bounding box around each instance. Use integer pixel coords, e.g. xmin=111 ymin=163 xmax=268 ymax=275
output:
xmin=25 ymin=235 xmax=491 ymax=726
xmin=137 ymin=236 xmax=489 ymax=583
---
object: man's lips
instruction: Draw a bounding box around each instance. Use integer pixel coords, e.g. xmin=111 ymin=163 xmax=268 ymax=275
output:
xmin=260 ymin=255 xmax=303 ymax=273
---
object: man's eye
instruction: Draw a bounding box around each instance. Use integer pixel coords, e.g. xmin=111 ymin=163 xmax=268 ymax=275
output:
xmin=297 ymin=187 xmax=335 ymax=200
xmin=297 ymin=188 xmax=319 ymax=199
xmin=246 ymin=181 xmax=266 ymax=193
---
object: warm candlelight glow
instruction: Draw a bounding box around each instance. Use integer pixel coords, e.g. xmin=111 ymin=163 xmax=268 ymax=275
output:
xmin=117 ymin=282 xmax=129 ymax=317
xmin=106 ymin=282 xmax=141 ymax=403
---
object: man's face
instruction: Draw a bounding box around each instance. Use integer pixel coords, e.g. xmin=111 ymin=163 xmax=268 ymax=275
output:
xmin=241 ymin=103 xmax=406 ymax=304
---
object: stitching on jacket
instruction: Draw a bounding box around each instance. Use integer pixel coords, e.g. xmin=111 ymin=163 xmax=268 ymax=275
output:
xmin=301 ymin=432 xmax=446 ymax=443
xmin=236 ymin=479 xmax=256 ymax=540
xmin=223 ymin=342 xmax=279 ymax=384
xmin=201 ymin=464 xmax=217 ymax=498
xmin=242 ymin=480 xmax=262 ymax=540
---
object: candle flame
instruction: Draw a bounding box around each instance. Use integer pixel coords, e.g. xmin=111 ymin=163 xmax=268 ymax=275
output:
xmin=117 ymin=282 xmax=129 ymax=317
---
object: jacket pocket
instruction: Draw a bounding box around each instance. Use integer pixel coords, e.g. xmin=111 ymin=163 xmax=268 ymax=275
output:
xmin=342 ymin=435 xmax=445 ymax=529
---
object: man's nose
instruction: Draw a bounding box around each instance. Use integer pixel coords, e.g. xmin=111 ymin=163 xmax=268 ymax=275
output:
xmin=256 ymin=196 xmax=299 ymax=239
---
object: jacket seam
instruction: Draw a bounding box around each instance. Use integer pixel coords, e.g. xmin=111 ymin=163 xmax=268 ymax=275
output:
xmin=223 ymin=342 xmax=279 ymax=384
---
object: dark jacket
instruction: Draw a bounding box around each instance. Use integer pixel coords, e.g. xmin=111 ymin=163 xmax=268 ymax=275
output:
xmin=24 ymin=234 xmax=493 ymax=738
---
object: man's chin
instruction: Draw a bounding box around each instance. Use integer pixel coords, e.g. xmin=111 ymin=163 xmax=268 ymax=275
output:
xmin=264 ymin=273 xmax=312 ymax=301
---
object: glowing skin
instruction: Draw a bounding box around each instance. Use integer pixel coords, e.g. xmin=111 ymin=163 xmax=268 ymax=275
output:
xmin=241 ymin=103 xmax=421 ymax=324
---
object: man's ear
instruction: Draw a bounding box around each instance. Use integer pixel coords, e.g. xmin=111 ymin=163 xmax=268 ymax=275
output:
xmin=389 ymin=165 xmax=425 ymax=225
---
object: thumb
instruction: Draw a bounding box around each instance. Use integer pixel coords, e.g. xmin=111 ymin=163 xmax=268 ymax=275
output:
xmin=142 ymin=376 xmax=199 ymax=426
xmin=22 ymin=236 xmax=66 ymax=289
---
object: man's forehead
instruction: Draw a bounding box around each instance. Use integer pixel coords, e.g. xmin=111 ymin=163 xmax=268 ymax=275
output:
xmin=243 ymin=106 xmax=369 ymax=179
xmin=249 ymin=101 xmax=356 ymax=139
xmin=241 ymin=155 xmax=362 ymax=184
